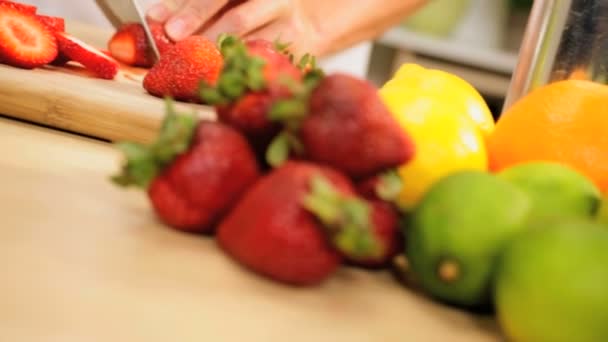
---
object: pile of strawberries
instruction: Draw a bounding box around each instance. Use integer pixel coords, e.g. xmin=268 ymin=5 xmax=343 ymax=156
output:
xmin=113 ymin=33 xmax=418 ymax=286
xmin=0 ymin=0 xmax=419 ymax=286
xmin=0 ymin=1 xmax=120 ymax=79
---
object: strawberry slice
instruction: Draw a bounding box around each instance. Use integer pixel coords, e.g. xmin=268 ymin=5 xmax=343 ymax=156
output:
xmin=55 ymin=32 xmax=119 ymax=79
xmin=0 ymin=5 xmax=57 ymax=69
xmin=0 ymin=1 xmax=36 ymax=14
xmin=36 ymin=15 xmax=69 ymax=66
xmin=108 ymin=23 xmax=153 ymax=67
xmin=108 ymin=22 xmax=174 ymax=68
xmin=49 ymin=52 xmax=70 ymax=66
xmin=37 ymin=15 xmax=64 ymax=32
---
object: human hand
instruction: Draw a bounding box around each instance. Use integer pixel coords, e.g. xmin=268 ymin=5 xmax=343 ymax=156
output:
xmin=147 ymin=0 xmax=322 ymax=57
xmin=147 ymin=0 xmax=427 ymax=58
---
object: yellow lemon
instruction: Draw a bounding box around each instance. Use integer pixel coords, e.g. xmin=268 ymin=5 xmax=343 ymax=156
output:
xmin=382 ymin=63 xmax=495 ymax=137
xmin=380 ymin=78 xmax=489 ymax=210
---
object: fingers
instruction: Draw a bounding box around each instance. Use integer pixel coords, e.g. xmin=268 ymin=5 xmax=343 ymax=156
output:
xmin=203 ymin=0 xmax=289 ymax=42
xmin=149 ymin=0 xmax=230 ymax=41
xmin=147 ymin=0 xmax=184 ymax=22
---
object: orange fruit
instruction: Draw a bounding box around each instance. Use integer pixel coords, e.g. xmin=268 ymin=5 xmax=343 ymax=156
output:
xmin=488 ymin=80 xmax=608 ymax=192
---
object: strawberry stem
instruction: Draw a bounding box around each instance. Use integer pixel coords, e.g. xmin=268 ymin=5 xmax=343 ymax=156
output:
xmin=268 ymin=98 xmax=308 ymax=121
xmin=264 ymin=69 xmax=325 ymax=168
xmin=303 ymin=174 xmax=382 ymax=259
xmin=266 ymin=132 xmax=290 ymax=168
xmin=199 ymin=34 xmax=267 ymax=105
xmin=112 ymin=98 xmax=198 ymax=188
xmin=297 ymin=53 xmax=318 ymax=72
xmin=273 ymin=37 xmax=292 ymax=55
xmin=376 ymin=170 xmax=404 ymax=202
xmin=265 ymin=131 xmax=304 ymax=168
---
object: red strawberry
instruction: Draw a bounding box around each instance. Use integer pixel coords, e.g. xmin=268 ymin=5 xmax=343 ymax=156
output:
xmin=113 ymin=101 xmax=260 ymax=233
xmin=0 ymin=1 xmax=36 ymax=14
xmin=243 ymin=39 xmax=275 ymax=52
xmin=217 ymin=161 xmax=383 ymax=285
xmin=357 ymin=171 xmax=404 ymax=203
xmin=0 ymin=5 xmax=56 ymax=68
xmin=143 ymin=36 xmax=223 ymax=102
xmin=244 ymin=39 xmax=299 ymax=82
xmin=35 ymin=15 xmax=69 ymax=66
xmin=358 ymin=176 xmax=384 ymax=201
xmin=55 ymin=32 xmax=119 ymax=79
xmin=36 ymin=15 xmax=64 ymax=32
xmin=108 ymin=22 xmax=174 ymax=68
xmin=108 ymin=23 xmax=154 ymax=67
xmin=345 ymin=200 xmax=402 ymax=268
xmin=353 ymin=173 xmax=405 ymax=268
xmin=200 ymin=36 xmax=302 ymax=153
xmin=302 ymin=74 xmax=415 ymax=179
xmin=270 ymin=73 xmax=415 ymax=179
xmin=148 ymin=21 xmax=173 ymax=55
xmin=49 ymin=52 xmax=70 ymax=66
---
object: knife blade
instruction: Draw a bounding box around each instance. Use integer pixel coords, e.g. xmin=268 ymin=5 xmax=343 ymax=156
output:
xmin=95 ymin=0 xmax=161 ymax=61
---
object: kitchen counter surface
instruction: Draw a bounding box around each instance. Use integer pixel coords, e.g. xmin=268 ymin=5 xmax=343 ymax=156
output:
xmin=0 ymin=115 xmax=501 ymax=340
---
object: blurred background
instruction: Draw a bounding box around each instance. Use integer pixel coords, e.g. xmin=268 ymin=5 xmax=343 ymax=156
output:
xmin=28 ymin=0 xmax=534 ymax=117
xmin=367 ymin=0 xmax=534 ymax=118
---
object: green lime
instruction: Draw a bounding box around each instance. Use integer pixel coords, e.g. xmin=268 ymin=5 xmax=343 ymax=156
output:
xmin=407 ymin=171 xmax=531 ymax=307
xmin=498 ymin=162 xmax=600 ymax=222
xmin=495 ymin=220 xmax=608 ymax=342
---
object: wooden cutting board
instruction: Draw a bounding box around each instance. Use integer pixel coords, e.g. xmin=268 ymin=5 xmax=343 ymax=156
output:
xmin=0 ymin=116 xmax=501 ymax=341
xmin=0 ymin=21 xmax=214 ymax=144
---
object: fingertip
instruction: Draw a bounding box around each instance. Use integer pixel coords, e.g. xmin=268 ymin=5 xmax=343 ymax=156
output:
xmin=147 ymin=3 xmax=171 ymax=22
xmin=166 ymin=14 xmax=199 ymax=41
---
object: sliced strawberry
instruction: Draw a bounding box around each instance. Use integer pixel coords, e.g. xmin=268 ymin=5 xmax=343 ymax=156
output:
xmin=36 ymin=15 xmax=64 ymax=32
xmin=49 ymin=52 xmax=70 ymax=66
xmin=35 ymin=14 xmax=68 ymax=65
xmin=108 ymin=21 xmax=174 ymax=68
xmin=0 ymin=5 xmax=57 ymax=69
xmin=55 ymin=32 xmax=119 ymax=79
xmin=0 ymin=1 xmax=36 ymax=14
xmin=108 ymin=23 xmax=153 ymax=67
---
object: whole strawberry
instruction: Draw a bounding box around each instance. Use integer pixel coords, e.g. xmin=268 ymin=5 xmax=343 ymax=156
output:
xmin=143 ymin=36 xmax=223 ymax=102
xmin=113 ymin=100 xmax=260 ymax=233
xmin=217 ymin=161 xmax=383 ymax=286
xmin=304 ymin=74 xmax=415 ymax=179
xmin=200 ymin=36 xmax=302 ymax=153
xmin=268 ymin=73 xmax=415 ymax=180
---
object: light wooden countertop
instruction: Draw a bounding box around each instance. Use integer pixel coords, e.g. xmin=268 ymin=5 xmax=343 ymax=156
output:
xmin=0 ymin=117 xmax=500 ymax=341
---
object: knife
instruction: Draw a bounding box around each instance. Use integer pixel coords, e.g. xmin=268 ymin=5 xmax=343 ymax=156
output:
xmin=95 ymin=0 xmax=161 ymax=61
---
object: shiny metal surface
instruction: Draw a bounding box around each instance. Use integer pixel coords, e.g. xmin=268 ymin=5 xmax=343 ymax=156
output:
xmin=504 ymin=0 xmax=608 ymax=111
xmin=95 ymin=0 xmax=161 ymax=60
